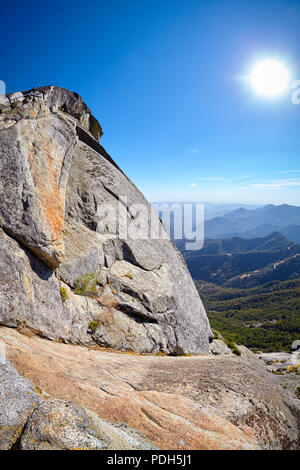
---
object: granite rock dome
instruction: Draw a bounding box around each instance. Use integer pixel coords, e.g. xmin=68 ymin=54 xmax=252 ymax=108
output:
xmin=0 ymin=86 xmax=212 ymax=355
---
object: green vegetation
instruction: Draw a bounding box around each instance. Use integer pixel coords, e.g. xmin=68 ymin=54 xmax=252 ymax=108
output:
xmin=186 ymin=233 xmax=300 ymax=353
xmin=295 ymin=386 xmax=300 ymax=399
xmin=89 ymin=321 xmax=99 ymax=332
xmin=212 ymin=329 xmax=221 ymax=340
xmin=225 ymin=341 xmax=241 ymax=356
xmin=196 ymin=279 xmax=300 ymax=352
xmin=211 ymin=328 xmax=241 ymax=355
xmin=74 ymin=272 xmax=99 ymax=297
xmin=59 ymin=286 xmax=68 ymax=303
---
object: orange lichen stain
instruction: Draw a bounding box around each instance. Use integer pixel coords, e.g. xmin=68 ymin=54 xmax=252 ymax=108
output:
xmin=40 ymin=142 xmax=65 ymax=240
xmin=26 ymin=131 xmax=65 ymax=248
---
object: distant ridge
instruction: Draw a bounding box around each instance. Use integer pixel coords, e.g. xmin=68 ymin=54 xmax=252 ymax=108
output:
xmin=177 ymin=231 xmax=300 ymax=287
xmin=204 ymin=204 xmax=300 ymax=242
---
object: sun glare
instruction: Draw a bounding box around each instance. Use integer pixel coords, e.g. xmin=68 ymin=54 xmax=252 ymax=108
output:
xmin=250 ymin=60 xmax=290 ymax=97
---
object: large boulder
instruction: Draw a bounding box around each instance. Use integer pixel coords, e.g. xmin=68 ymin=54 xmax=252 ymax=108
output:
xmin=0 ymin=86 xmax=212 ymax=354
xmin=210 ymin=339 xmax=233 ymax=355
xmin=0 ymin=227 xmax=66 ymax=339
xmin=0 ymin=358 xmax=42 ymax=449
xmin=18 ymin=399 xmax=156 ymax=450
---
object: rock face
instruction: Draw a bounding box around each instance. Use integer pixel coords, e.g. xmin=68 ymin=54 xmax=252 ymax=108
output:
xmin=0 ymin=92 xmax=77 ymax=268
xmin=1 ymin=327 xmax=299 ymax=450
xmin=0 ymin=86 xmax=212 ymax=354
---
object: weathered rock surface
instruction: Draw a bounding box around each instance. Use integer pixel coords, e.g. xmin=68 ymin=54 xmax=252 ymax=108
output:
xmin=61 ymin=137 xmax=212 ymax=354
xmin=1 ymin=327 xmax=299 ymax=450
xmin=210 ymin=339 xmax=233 ymax=355
xmin=0 ymin=227 xmax=66 ymax=339
xmin=0 ymin=359 xmax=42 ymax=449
xmin=0 ymin=223 xmax=171 ymax=352
xmin=258 ymin=352 xmax=300 ymax=404
xmin=0 ymin=340 xmax=156 ymax=450
xmin=0 ymin=106 xmax=76 ymax=268
xmin=0 ymin=86 xmax=212 ymax=354
xmin=0 ymin=86 xmax=102 ymax=270
xmin=18 ymin=399 xmax=156 ymax=450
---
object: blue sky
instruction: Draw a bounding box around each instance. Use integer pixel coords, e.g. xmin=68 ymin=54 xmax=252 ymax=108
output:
xmin=1 ymin=0 xmax=300 ymax=205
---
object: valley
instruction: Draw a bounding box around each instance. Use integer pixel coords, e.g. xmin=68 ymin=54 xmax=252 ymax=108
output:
xmin=174 ymin=206 xmax=300 ymax=353
xmin=197 ymin=279 xmax=300 ymax=351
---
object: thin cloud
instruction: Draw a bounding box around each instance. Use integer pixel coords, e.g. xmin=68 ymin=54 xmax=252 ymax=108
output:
xmin=195 ymin=175 xmax=251 ymax=182
xmin=280 ymin=169 xmax=300 ymax=174
xmin=196 ymin=177 xmax=225 ymax=181
xmin=189 ymin=183 xmax=197 ymax=187
xmin=186 ymin=147 xmax=199 ymax=154
xmin=241 ymin=179 xmax=300 ymax=189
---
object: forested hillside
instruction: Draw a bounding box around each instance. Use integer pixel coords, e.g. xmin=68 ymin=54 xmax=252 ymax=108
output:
xmin=196 ymin=279 xmax=300 ymax=351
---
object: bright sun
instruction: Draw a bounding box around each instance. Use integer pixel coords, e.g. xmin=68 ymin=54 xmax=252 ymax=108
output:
xmin=250 ymin=60 xmax=290 ymax=97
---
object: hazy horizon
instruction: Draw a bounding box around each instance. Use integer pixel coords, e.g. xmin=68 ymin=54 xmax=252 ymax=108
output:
xmin=150 ymin=200 xmax=300 ymax=207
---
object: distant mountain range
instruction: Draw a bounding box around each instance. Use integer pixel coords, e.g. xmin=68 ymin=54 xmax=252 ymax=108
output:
xmin=204 ymin=204 xmax=300 ymax=243
xmin=177 ymin=232 xmax=300 ymax=288
xmin=154 ymin=203 xmax=300 ymax=244
xmin=170 ymin=203 xmax=300 ymax=352
xmin=202 ymin=203 xmax=261 ymax=221
xmin=152 ymin=202 xmax=260 ymax=222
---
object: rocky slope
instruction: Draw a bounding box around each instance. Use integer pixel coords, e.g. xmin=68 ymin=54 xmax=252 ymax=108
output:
xmin=0 ymin=327 xmax=299 ymax=450
xmin=0 ymin=334 xmax=155 ymax=450
xmin=0 ymin=86 xmax=212 ymax=355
